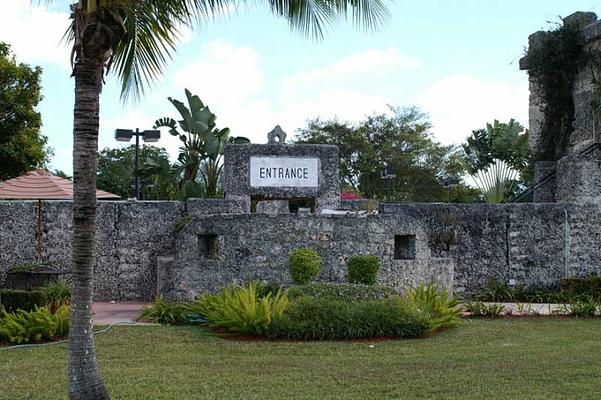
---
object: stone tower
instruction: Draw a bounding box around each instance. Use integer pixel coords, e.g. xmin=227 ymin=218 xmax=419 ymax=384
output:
xmin=520 ymin=11 xmax=601 ymax=204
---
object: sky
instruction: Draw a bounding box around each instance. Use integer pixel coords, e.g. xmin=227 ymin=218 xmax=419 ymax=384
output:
xmin=2 ymin=0 xmax=601 ymax=174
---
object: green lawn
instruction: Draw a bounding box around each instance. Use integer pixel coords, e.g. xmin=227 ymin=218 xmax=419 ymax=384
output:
xmin=1 ymin=319 xmax=601 ymax=399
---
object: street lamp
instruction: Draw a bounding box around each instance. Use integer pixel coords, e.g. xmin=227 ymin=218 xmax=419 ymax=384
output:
xmin=381 ymin=166 xmax=396 ymax=203
xmin=443 ymin=177 xmax=460 ymax=203
xmin=115 ymin=128 xmax=161 ymax=200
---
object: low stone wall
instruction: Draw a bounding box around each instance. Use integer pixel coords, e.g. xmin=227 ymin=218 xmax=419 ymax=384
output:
xmin=1 ymin=200 xmax=600 ymax=301
xmin=0 ymin=200 xmax=184 ymax=301
xmin=161 ymin=213 xmax=453 ymax=300
xmin=380 ymin=203 xmax=601 ymax=295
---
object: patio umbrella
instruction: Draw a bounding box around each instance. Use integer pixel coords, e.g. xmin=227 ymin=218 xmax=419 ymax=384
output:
xmin=0 ymin=170 xmax=120 ymax=261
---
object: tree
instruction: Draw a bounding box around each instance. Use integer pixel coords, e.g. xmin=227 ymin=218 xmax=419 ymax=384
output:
xmin=154 ymin=89 xmax=249 ymax=197
xmin=46 ymin=1 xmax=390 ymax=398
xmin=463 ymin=119 xmax=530 ymax=177
xmin=297 ymin=107 xmax=480 ymax=203
xmin=463 ymin=119 xmax=531 ymax=201
xmin=97 ymin=145 xmax=177 ymax=200
xmin=0 ymin=42 xmax=52 ymax=181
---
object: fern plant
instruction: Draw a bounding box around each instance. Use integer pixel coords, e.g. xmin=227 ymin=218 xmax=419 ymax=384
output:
xmin=0 ymin=305 xmax=69 ymax=344
xmin=139 ymin=299 xmax=196 ymax=325
xmin=406 ymin=284 xmax=463 ymax=331
xmin=194 ymin=282 xmax=289 ymax=335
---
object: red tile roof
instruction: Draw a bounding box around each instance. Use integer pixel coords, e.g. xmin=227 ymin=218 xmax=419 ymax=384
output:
xmin=0 ymin=170 xmax=120 ymax=200
xmin=340 ymin=191 xmax=365 ymax=200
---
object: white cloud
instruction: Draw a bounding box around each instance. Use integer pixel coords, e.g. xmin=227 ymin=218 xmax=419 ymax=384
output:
xmin=284 ymin=48 xmax=420 ymax=95
xmin=418 ymin=75 xmax=529 ymax=145
xmin=167 ymin=43 xmax=414 ymax=144
xmin=0 ymin=0 xmax=71 ymax=68
xmin=172 ymin=40 xmax=262 ymax=103
xmin=278 ymin=90 xmax=389 ymax=136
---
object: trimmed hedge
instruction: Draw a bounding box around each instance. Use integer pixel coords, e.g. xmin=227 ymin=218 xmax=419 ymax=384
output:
xmin=288 ymin=248 xmax=321 ymax=285
xmin=267 ymin=296 xmax=429 ymax=340
xmin=347 ymin=255 xmax=380 ymax=285
xmin=0 ymin=289 xmax=47 ymax=312
xmin=561 ymin=276 xmax=601 ymax=301
xmin=287 ymin=282 xmax=397 ymax=302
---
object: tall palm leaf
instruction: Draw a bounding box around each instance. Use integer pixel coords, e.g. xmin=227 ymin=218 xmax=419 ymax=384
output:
xmin=42 ymin=1 xmax=389 ymax=399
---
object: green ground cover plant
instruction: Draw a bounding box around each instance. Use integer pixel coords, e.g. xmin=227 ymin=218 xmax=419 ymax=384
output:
xmin=3 ymin=320 xmax=601 ymax=399
xmin=139 ymin=299 xmax=199 ymax=325
xmin=267 ymin=296 xmax=429 ymax=340
xmin=0 ymin=305 xmax=69 ymax=345
xmin=475 ymin=276 xmax=601 ymax=304
xmin=287 ymin=282 xmax=398 ymax=302
xmin=194 ymin=282 xmax=288 ymax=335
xmin=143 ymin=283 xmax=460 ymax=340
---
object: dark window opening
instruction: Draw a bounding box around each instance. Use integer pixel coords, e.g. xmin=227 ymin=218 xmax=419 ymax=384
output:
xmin=199 ymin=234 xmax=220 ymax=259
xmin=394 ymin=235 xmax=416 ymax=260
xmin=288 ymin=197 xmax=315 ymax=213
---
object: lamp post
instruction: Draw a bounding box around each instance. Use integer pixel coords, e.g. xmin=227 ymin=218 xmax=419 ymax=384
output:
xmin=381 ymin=166 xmax=396 ymax=203
xmin=115 ymin=128 xmax=161 ymax=200
xmin=443 ymin=177 xmax=460 ymax=203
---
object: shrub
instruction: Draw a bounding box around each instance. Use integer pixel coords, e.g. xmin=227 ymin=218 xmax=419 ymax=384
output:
xmin=287 ymin=282 xmax=397 ymax=302
xmin=465 ymin=301 xmax=505 ymax=318
xmin=347 ymin=255 xmax=380 ymax=285
xmin=288 ymin=248 xmax=321 ymax=285
xmin=139 ymin=299 xmax=199 ymax=325
xmin=559 ymin=299 xmax=599 ymax=317
xmin=194 ymin=282 xmax=288 ymax=335
xmin=0 ymin=305 xmax=69 ymax=344
xmin=561 ymin=276 xmax=601 ymax=301
xmin=0 ymin=289 xmax=47 ymax=312
xmin=42 ymin=281 xmax=71 ymax=311
xmin=406 ymin=284 xmax=462 ymax=331
xmin=268 ymin=296 xmax=429 ymax=340
xmin=477 ymin=279 xmax=513 ymax=302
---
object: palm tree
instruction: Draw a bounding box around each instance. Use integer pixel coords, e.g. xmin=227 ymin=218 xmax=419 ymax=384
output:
xmin=46 ymin=1 xmax=389 ymax=399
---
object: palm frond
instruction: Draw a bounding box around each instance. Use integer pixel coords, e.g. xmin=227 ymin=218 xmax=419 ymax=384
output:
xmin=264 ymin=0 xmax=389 ymax=39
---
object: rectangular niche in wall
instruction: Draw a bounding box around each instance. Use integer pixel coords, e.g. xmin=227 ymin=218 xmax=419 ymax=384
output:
xmin=199 ymin=234 xmax=220 ymax=259
xmin=394 ymin=235 xmax=416 ymax=260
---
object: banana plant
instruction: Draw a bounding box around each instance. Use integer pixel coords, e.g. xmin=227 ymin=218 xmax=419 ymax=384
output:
xmin=154 ymin=89 xmax=249 ymax=197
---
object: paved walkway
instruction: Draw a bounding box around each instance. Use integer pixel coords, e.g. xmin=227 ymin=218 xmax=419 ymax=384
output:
xmin=92 ymin=302 xmax=147 ymax=325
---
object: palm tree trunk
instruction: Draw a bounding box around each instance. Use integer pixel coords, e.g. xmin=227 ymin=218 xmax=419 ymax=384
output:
xmin=68 ymin=58 xmax=110 ymax=400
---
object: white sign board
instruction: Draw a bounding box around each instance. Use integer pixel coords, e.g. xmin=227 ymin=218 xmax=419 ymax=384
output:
xmin=250 ymin=157 xmax=319 ymax=188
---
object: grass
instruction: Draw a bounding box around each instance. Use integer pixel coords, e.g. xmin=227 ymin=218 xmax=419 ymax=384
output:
xmin=1 ymin=319 xmax=601 ymax=399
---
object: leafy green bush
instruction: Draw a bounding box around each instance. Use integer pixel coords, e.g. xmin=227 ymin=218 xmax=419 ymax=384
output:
xmin=194 ymin=282 xmax=288 ymax=335
xmin=347 ymin=255 xmax=380 ymax=285
xmin=139 ymin=299 xmax=198 ymax=325
xmin=406 ymin=284 xmax=462 ymax=331
xmin=465 ymin=301 xmax=505 ymax=318
xmin=558 ymin=299 xmax=599 ymax=317
xmin=0 ymin=289 xmax=47 ymax=312
xmin=0 ymin=305 xmax=69 ymax=344
xmin=287 ymin=282 xmax=397 ymax=302
xmin=561 ymin=276 xmax=601 ymax=301
xmin=42 ymin=281 xmax=71 ymax=311
xmin=477 ymin=280 xmax=513 ymax=302
xmin=288 ymin=248 xmax=321 ymax=285
xmin=268 ymin=296 xmax=429 ymax=340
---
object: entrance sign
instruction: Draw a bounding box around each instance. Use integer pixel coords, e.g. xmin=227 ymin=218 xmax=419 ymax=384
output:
xmin=250 ymin=157 xmax=319 ymax=187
